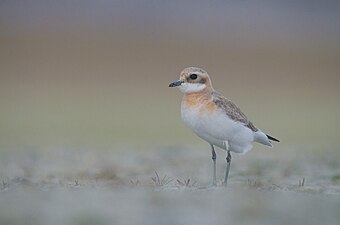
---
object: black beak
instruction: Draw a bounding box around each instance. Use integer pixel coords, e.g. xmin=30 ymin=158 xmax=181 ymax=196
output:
xmin=168 ymin=80 xmax=183 ymax=87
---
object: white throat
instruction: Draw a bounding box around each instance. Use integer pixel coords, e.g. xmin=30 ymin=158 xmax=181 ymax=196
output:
xmin=178 ymin=83 xmax=206 ymax=94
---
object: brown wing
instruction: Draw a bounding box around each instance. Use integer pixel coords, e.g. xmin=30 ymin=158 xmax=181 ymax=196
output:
xmin=212 ymin=91 xmax=258 ymax=132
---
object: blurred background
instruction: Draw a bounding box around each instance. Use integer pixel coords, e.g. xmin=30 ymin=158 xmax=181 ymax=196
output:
xmin=0 ymin=1 xmax=340 ymax=224
xmin=1 ymin=0 xmax=339 ymax=147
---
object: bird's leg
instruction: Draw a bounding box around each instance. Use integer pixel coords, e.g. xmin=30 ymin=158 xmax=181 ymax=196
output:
xmin=223 ymin=141 xmax=232 ymax=186
xmin=211 ymin=144 xmax=217 ymax=186
xmin=223 ymin=150 xmax=232 ymax=186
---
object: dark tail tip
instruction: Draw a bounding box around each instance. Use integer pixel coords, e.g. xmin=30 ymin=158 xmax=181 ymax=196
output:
xmin=266 ymin=134 xmax=280 ymax=142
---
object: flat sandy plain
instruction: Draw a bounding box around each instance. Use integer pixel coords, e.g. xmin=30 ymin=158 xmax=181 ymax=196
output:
xmin=0 ymin=145 xmax=340 ymax=225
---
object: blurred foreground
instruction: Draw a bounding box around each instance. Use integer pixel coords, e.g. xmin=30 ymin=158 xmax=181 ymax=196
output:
xmin=0 ymin=144 xmax=340 ymax=225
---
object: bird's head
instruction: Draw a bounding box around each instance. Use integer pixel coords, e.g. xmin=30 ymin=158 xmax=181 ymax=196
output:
xmin=168 ymin=67 xmax=212 ymax=94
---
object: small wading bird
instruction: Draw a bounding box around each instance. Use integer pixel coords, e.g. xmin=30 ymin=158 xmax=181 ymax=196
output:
xmin=169 ymin=67 xmax=279 ymax=186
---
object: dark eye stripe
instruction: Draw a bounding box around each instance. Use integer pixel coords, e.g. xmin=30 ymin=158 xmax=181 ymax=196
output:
xmin=190 ymin=74 xmax=198 ymax=80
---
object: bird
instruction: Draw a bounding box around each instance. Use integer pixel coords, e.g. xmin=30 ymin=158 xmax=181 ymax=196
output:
xmin=169 ymin=67 xmax=279 ymax=186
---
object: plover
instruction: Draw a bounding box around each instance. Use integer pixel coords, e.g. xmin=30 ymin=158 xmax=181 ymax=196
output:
xmin=169 ymin=67 xmax=279 ymax=186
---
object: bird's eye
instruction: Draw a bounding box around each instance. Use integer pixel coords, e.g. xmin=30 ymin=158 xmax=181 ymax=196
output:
xmin=190 ymin=74 xmax=198 ymax=80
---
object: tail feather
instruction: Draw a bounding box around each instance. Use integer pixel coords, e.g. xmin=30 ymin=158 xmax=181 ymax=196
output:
xmin=254 ymin=131 xmax=273 ymax=147
xmin=266 ymin=134 xmax=280 ymax=142
xmin=254 ymin=131 xmax=280 ymax=147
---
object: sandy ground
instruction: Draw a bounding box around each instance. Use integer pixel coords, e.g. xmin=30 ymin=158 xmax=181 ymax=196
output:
xmin=0 ymin=143 xmax=339 ymax=225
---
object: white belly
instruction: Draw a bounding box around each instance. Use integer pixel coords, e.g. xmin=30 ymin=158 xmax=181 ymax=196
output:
xmin=181 ymin=105 xmax=254 ymax=154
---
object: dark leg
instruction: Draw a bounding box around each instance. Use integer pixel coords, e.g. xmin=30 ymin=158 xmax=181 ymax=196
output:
xmin=211 ymin=144 xmax=217 ymax=186
xmin=223 ymin=150 xmax=232 ymax=186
